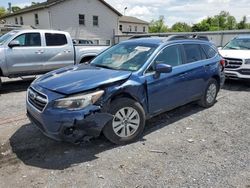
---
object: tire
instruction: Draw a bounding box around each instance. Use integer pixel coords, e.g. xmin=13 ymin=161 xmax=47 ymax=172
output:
xmin=103 ymin=98 xmax=146 ymax=145
xmin=198 ymin=78 xmax=219 ymax=108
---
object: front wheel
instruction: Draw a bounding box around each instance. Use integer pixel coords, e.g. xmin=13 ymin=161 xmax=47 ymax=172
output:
xmin=103 ymin=98 xmax=146 ymax=145
xmin=198 ymin=78 xmax=219 ymax=108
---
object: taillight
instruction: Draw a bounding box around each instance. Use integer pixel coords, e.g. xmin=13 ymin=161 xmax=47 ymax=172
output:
xmin=220 ymin=59 xmax=225 ymax=72
xmin=220 ymin=59 xmax=226 ymax=67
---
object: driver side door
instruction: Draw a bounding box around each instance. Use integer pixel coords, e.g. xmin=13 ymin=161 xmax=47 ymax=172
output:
xmin=145 ymin=44 xmax=189 ymax=115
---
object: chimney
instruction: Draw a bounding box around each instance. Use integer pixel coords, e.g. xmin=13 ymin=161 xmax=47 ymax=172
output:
xmin=8 ymin=2 xmax=12 ymax=13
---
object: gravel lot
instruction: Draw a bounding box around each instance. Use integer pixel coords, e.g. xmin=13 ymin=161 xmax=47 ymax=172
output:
xmin=0 ymin=78 xmax=249 ymax=188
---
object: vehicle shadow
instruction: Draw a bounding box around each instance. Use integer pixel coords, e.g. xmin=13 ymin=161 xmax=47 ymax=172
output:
xmin=0 ymin=79 xmax=33 ymax=94
xmin=222 ymin=79 xmax=250 ymax=91
xmin=9 ymin=103 xmax=205 ymax=170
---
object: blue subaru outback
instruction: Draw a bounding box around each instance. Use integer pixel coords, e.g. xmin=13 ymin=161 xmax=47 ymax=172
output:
xmin=26 ymin=37 xmax=225 ymax=144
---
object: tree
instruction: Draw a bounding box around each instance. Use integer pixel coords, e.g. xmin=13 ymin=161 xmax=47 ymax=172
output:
xmin=171 ymin=22 xmax=192 ymax=32
xmin=237 ymin=16 xmax=247 ymax=29
xmin=11 ymin=6 xmax=21 ymax=13
xmin=31 ymin=2 xmax=40 ymax=6
xmin=0 ymin=7 xmax=6 ymax=17
xmin=149 ymin=16 xmax=168 ymax=33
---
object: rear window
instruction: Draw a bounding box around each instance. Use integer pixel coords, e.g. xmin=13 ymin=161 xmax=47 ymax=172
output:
xmin=202 ymin=44 xmax=217 ymax=58
xmin=183 ymin=44 xmax=206 ymax=63
xmin=45 ymin=33 xmax=67 ymax=46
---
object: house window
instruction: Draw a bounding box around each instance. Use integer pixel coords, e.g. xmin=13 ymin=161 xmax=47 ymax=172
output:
xmin=119 ymin=24 xmax=122 ymax=31
xmin=79 ymin=14 xmax=85 ymax=25
xmin=129 ymin=25 xmax=132 ymax=32
xmin=34 ymin=14 xmax=39 ymax=25
xmin=93 ymin=16 xmax=98 ymax=26
xmin=20 ymin=16 xmax=23 ymax=25
xmin=134 ymin=26 xmax=137 ymax=32
xmin=15 ymin=17 xmax=18 ymax=24
xmin=106 ymin=40 xmax=111 ymax=45
xmin=143 ymin=26 xmax=146 ymax=32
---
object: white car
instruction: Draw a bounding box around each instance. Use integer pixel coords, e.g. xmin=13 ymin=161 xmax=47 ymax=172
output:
xmin=219 ymin=35 xmax=250 ymax=80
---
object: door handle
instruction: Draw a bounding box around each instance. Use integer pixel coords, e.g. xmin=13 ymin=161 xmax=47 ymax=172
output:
xmin=35 ymin=50 xmax=44 ymax=54
xmin=64 ymin=50 xmax=71 ymax=53
xmin=178 ymin=72 xmax=188 ymax=77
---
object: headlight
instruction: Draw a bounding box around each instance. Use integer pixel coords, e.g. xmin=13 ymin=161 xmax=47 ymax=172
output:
xmin=54 ymin=90 xmax=104 ymax=110
xmin=245 ymin=59 xmax=250 ymax=64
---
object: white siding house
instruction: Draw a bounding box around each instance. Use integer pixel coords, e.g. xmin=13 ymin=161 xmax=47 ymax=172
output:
xmin=119 ymin=16 xmax=149 ymax=34
xmin=1 ymin=0 xmax=122 ymax=45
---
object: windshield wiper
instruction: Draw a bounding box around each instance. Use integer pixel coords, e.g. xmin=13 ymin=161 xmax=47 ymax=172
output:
xmin=93 ymin=64 xmax=115 ymax=70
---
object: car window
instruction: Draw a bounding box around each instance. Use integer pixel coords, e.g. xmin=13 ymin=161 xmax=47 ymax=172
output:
xmin=202 ymin=44 xmax=217 ymax=58
xmin=154 ymin=45 xmax=182 ymax=67
xmin=45 ymin=33 xmax=67 ymax=46
xmin=13 ymin=33 xmax=41 ymax=47
xmin=183 ymin=44 xmax=205 ymax=63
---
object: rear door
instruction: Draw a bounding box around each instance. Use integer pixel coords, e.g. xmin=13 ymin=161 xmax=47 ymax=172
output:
xmin=181 ymin=43 xmax=208 ymax=100
xmin=145 ymin=44 xmax=189 ymax=115
xmin=5 ymin=32 xmax=45 ymax=75
xmin=42 ymin=32 xmax=74 ymax=71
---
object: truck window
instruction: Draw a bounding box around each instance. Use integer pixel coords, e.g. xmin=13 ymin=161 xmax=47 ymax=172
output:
xmin=13 ymin=33 xmax=41 ymax=47
xmin=45 ymin=33 xmax=67 ymax=46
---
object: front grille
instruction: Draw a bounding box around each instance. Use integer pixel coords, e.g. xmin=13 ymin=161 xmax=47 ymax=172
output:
xmin=28 ymin=87 xmax=48 ymax=112
xmin=225 ymin=58 xmax=243 ymax=69
xmin=237 ymin=69 xmax=250 ymax=75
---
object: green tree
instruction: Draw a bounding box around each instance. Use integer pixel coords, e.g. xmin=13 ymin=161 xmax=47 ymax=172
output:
xmin=11 ymin=6 xmax=21 ymax=13
xmin=0 ymin=7 xmax=6 ymax=17
xmin=171 ymin=22 xmax=192 ymax=32
xmin=31 ymin=2 xmax=40 ymax=6
xmin=192 ymin=20 xmax=210 ymax=32
xmin=149 ymin=16 xmax=168 ymax=33
xmin=237 ymin=16 xmax=247 ymax=29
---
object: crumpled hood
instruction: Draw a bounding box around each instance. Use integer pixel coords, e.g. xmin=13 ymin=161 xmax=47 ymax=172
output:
xmin=219 ymin=49 xmax=250 ymax=59
xmin=34 ymin=64 xmax=132 ymax=95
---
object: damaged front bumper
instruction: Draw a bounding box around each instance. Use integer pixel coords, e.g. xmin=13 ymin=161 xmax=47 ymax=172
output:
xmin=26 ymin=86 xmax=113 ymax=143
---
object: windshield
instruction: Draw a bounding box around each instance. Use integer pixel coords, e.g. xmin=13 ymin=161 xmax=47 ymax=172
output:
xmin=0 ymin=31 xmax=19 ymax=45
xmin=223 ymin=38 xmax=250 ymax=50
xmin=91 ymin=42 xmax=157 ymax=71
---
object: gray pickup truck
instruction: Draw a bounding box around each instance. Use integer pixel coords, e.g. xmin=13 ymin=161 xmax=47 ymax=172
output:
xmin=0 ymin=29 xmax=109 ymax=88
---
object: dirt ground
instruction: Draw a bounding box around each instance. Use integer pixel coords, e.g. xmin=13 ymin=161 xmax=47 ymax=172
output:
xmin=0 ymin=78 xmax=249 ymax=188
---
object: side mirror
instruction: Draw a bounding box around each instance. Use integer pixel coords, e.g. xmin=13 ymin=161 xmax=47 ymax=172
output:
xmin=8 ymin=40 xmax=21 ymax=48
xmin=155 ymin=63 xmax=172 ymax=74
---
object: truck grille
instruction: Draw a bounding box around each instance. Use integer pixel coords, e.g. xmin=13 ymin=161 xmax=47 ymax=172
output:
xmin=225 ymin=58 xmax=243 ymax=69
xmin=28 ymin=87 xmax=48 ymax=112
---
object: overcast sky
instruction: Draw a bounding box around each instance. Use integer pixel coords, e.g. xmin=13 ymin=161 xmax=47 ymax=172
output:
xmin=1 ymin=0 xmax=250 ymax=26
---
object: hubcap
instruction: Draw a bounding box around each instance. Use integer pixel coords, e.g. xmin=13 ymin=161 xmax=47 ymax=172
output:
xmin=112 ymin=107 xmax=140 ymax=138
xmin=206 ymin=83 xmax=217 ymax=104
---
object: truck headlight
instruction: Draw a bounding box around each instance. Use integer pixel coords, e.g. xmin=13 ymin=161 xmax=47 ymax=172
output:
xmin=54 ymin=90 xmax=104 ymax=110
xmin=245 ymin=59 xmax=250 ymax=64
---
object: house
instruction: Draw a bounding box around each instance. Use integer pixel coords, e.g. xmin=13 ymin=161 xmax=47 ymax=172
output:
xmin=1 ymin=0 xmax=122 ymax=45
xmin=119 ymin=16 xmax=149 ymax=34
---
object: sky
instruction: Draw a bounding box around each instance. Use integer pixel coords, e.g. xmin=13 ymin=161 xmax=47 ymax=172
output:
xmin=1 ymin=0 xmax=250 ymax=26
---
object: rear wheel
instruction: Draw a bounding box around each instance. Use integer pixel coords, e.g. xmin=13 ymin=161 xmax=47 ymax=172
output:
xmin=103 ymin=98 xmax=146 ymax=145
xmin=198 ymin=78 xmax=218 ymax=108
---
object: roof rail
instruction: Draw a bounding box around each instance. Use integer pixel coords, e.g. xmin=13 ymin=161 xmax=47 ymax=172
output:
xmin=130 ymin=34 xmax=209 ymax=41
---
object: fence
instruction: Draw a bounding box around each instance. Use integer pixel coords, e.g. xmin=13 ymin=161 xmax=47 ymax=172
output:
xmin=114 ymin=30 xmax=250 ymax=46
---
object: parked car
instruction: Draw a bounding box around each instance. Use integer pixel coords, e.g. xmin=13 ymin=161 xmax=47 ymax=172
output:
xmin=219 ymin=35 xmax=250 ymax=80
xmin=26 ymin=37 xmax=225 ymax=144
xmin=73 ymin=39 xmax=94 ymax=45
xmin=0 ymin=29 xmax=108 ymax=89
